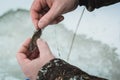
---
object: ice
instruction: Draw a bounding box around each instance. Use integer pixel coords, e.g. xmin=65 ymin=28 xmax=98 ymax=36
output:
xmin=0 ymin=9 xmax=120 ymax=80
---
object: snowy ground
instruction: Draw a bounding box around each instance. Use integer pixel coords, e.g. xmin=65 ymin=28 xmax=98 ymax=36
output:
xmin=0 ymin=0 xmax=120 ymax=80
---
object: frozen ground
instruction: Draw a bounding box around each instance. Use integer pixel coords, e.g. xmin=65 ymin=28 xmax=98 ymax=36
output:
xmin=0 ymin=9 xmax=120 ymax=80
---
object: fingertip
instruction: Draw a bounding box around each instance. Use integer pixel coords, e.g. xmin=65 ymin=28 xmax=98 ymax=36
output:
xmin=31 ymin=18 xmax=39 ymax=30
xmin=35 ymin=26 xmax=40 ymax=30
xmin=36 ymin=38 xmax=42 ymax=47
xmin=37 ymin=38 xmax=47 ymax=47
xmin=37 ymin=38 xmax=41 ymax=44
xmin=24 ymin=38 xmax=31 ymax=44
xmin=37 ymin=38 xmax=45 ymax=44
xmin=38 ymin=20 xmax=47 ymax=29
xmin=27 ymin=37 xmax=31 ymax=41
xmin=34 ymin=21 xmax=39 ymax=30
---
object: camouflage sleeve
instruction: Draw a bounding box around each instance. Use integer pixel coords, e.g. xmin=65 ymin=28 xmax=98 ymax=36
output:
xmin=36 ymin=58 xmax=107 ymax=80
xmin=78 ymin=0 xmax=120 ymax=11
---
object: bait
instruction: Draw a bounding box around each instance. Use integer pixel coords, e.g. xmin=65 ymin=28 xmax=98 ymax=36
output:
xmin=26 ymin=29 xmax=42 ymax=60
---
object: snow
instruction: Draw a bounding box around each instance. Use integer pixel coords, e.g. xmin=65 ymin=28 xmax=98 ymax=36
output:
xmin=0 ymin=0 xmax=120 ymax=80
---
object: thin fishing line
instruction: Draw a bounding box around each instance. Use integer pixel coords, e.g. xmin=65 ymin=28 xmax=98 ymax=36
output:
xmin=67 ymin=7 xmax=85 ymax=61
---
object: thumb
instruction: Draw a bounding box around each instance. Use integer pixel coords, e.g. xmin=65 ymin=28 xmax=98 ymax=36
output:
xmin=36 ymin=39 xmax=54 ymax=59
xmin=36 ymin=39 xmax=48 ymax=52
xmin=38 ymin=2 xmax=63 ymax=29
xmin=36 ymin=39 xmax=55 ymax=65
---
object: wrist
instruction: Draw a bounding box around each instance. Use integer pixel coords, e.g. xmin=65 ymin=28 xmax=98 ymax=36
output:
xmin=40 ymin=55 xmax=55 ymax=68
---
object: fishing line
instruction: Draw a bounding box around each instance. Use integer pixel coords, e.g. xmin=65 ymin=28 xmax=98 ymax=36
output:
xmin=67 ymin=7 xmax=85 ymax=61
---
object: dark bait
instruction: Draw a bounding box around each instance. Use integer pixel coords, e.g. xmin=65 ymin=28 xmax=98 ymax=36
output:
xmin=26 ymin=29 xmax=42 ymax=60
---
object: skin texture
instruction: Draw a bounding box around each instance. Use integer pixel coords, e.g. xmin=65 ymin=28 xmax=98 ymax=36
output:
xmin=16 ymin=38 xmax=55 ymax=80
xmin=30 ymin=0 xmax=78 ymax=29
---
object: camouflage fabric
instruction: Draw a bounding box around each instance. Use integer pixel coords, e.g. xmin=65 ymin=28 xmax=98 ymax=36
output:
xmin=78 ymin=0 xmax=120 ymax=11
xmin=37 ymin=58 xmax=107 ymax=80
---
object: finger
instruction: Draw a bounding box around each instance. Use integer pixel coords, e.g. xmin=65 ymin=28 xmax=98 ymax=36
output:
xmin=36 ymin=39 xmax=51 ymax=55
xmin=16 ymin=52 xmax=30 ymax=65
xmin=34 ymin=39 xmax=47 ymax=61
xmin=36 ymin=39 xmax=48 ymax=50
xmin=17 ymin=38 xmax=31 ymax=53
xmin=35 ymin=39 xmax=55 ymax=65
xmin=50 ymin=15 xmax=64 ymax=24
xmin=30 ymin=0 xmax=42 ymax=29
xmin=38 ymin=2 xmax=63 ymax=29
xmin=16 ymin=38 xmax=31 ymax=64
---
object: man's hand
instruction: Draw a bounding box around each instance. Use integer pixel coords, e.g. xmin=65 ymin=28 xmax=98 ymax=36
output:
xmin=30 ymin=0 xmax=79 ymax=29
xmin=16 ymin=38 xmax=55 ymax=80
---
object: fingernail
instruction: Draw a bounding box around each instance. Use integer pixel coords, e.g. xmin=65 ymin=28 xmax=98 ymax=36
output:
xmin=36 ymin=39 xmax=41 ymax=46
xmin=59 ymin=17 xmax=64 ymax=21
xmin=37 ymin=38 xmax=41 ymax=42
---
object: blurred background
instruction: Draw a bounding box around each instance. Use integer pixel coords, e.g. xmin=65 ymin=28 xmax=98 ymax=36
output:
xmin=0 ymin=0 xmax=120 ymax=80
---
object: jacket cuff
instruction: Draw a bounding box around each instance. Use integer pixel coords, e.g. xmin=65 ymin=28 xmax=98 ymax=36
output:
xmin=36 ymin=58 xmax=64 ymax=80
xmin=78 ymin=0 xmax=95 ymax=11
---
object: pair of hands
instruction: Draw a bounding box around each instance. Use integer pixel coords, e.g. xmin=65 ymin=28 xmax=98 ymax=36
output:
xmin=17 ymin=0 xmax=79 ymax=79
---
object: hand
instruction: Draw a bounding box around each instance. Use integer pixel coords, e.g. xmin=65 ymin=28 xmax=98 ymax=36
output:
xmin=16 ymin=38 xmax=55 ymax=80
xmin=30 ymin=0 xmax=79 ymax=29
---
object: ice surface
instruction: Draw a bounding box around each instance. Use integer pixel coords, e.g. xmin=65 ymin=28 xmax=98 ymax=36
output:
xmin=0 ymin=9 xmax=120 ymax=80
